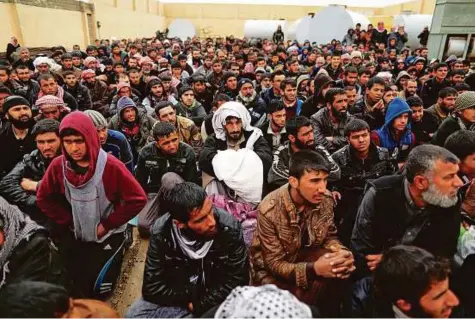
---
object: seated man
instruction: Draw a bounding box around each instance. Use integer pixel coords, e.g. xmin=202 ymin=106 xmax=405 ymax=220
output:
xmin=34 ymin=95 xmax=70 ymax=122
xmin=268 ymin=116 xmax=340 ymax=190
xmin=62 ymin=71 xmax=92 ymax=111
xmin=346 ymin=245 xmax=460 ymax=318
xmin=155 ymin=101 xmax=203 ymax=157
xmin=84 ymin=110 xmax=134 ymax=172
xmin=136 ymin=121 xmax=199 ymax=195
xmin=175 ymin=86 xmax=207 ymax=127
xmin=351 ymin=145 xmax=463 ymax=278
xmin=371 ymin=97 xmax=416 ymax=166
xmin=251 ymin=150 xmax=354 ymax=317
xmin=0 ymin=119 xmax=61 ymax=225
xmin=0 ymin=196 xmax=67 ymax=290
xmin=0 ymin=281 xmax=119 ymax=318
xmin=199 ymin=101 xmax=272 ymax=204
xmin=127 ymin=182 xmax=249 ymax=318
xmin=331 ymin=119 xmax=395 ymax=246
xmin=407 ymin=96 xmax=438 ymax=145
xmin=258 ymin=100 xmax=288 ymax=152
xmin=108 ymin=96 xmax=156 ymax=164
xmin=311 ymin=88 xmax=353 ymax=153
xmin=235 ymin=78 xmax=267 ymax=126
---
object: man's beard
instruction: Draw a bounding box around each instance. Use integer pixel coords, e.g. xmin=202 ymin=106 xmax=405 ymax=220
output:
xmin=271 ymin=118 xmax=284 ymax=129
xmin=226 ymin=130 xmax=243 ymax=142
xmin=422 ymin=183 xmax=459 ymax=208
xmin=10 ymin=116 xmax=32 ymax=129
xmin=331 ymin=106 xmax=347 ymax=120
xmin=440 ymin=103 xmax=452 ymax=114
xmin=295 ymin=138 xmax=315 ymax=150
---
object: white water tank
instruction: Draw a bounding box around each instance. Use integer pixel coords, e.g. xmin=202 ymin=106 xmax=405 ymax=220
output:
xmin=393 ymin=14 xmax=432 ymax=48
xmin=244 ymin=20 xmax=287 ymax=40
xmin=307 ymin=5 xmax=370 ymax=44
xmin=287 ymin=16 xmax=314 ymax=44
xmin=167 ymin=19 xmax=197 ymax=39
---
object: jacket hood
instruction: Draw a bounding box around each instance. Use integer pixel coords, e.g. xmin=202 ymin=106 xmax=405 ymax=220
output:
xmin=59 ymin=111 xmax=101 ymax=186
xmin=395 ymin=71 xmax=411 ymax=84
xmin=314 ymin=73 xmax=335 ymax=102
xmin=384 ymin=97 xmax=413 ymax=127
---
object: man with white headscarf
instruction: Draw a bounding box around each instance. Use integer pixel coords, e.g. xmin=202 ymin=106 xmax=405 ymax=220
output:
xmin=199 ymin=101 xmax=272 ymax=203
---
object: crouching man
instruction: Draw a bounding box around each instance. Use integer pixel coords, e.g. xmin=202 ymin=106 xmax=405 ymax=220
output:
xmin=250 ymin=150 xmax=354 ymax=316
xmin=127 ymin=182 xmax=249 ymax=318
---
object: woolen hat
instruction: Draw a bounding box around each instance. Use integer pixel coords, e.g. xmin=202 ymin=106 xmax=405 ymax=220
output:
xmin=350 ymin=51 xmax=362 ymax=59
xmin=179 ymin=85 xmax=193 ymax=97
xmin=84 ymin=110 xmax=108 ymax=129
xmin=455 ymin=91 xmax=475 ymax=112
xmin=3 ymin=95 xmax=30 ymax=114
xmin=237 ymin=78 xmax=253 ymax=91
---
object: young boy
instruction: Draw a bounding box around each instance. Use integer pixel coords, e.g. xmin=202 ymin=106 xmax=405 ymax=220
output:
xmin=62 ymin=71 xmax=92 ymax=111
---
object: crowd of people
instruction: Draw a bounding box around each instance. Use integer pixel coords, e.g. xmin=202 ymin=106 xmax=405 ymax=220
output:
xmin=1 ymin=21 xmax=475 ymax=318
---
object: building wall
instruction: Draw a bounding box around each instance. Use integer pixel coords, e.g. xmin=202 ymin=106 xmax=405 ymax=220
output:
xmin=164 ymin=0 xmax=436 ymax=38
xmin=1 ymin=0 xmax=436 ymax=50
xmin=93 ymin=0 xmax=166 ymax=41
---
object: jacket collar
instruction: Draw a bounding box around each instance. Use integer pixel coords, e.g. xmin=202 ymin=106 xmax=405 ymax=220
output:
xmin=279 ymin=184 xmax=300 ymax=225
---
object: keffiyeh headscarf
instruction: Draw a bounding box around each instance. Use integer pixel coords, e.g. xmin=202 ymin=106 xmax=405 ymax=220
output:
xmin=0 ymin=197 xmax=43 ymax=289
xmin=212 ymin=101 xmax=260 ymax=141
xmin=214 ymin=285 xmax=312 ymax=318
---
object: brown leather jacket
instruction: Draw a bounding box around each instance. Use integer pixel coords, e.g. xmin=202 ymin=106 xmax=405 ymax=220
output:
xmin=250 ymin=184 xmax=346 ymax=289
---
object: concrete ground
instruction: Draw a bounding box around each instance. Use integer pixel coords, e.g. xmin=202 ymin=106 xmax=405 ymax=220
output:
xmin=108 ymin=227 xmax=149 ymax=316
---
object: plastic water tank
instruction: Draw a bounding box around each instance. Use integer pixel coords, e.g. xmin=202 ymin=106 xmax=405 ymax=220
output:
xmin=393 ymin=14 xmax=432 ymax=48
xmin=167 ymin=19 xmax=197 ymax=39
xmin=244 ymin=20 xmax=287 ymax=40
xmin=287 ymin=16 xmax=314 ymax=44
xmin=307 ymin=5 xmax=370 ymax=44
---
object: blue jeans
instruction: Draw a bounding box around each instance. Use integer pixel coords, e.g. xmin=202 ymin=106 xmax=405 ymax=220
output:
xmin=126 ymin=297 xmax=192 ymax=318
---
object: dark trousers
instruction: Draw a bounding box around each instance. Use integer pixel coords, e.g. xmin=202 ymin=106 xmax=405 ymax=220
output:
xmin=59 ymin=231 xmax=127 ymax=299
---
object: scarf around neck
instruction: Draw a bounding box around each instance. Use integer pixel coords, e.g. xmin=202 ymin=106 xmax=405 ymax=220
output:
xmin=171 ymin=222 xmax=213 ymax=260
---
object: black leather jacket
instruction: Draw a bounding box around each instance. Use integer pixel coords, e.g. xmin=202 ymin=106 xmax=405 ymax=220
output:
xmin=0 ymin=150 xmax=49 ymax=222
xmin=142 ymin=208 xmax=249 ymax=315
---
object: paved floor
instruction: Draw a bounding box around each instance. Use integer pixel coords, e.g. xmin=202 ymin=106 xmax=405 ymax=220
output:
xmin=108 ymin=228 xmax=149 ymax=316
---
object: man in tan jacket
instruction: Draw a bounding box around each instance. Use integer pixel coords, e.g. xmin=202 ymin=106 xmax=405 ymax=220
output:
xmin=250 ymin=150 xmax=355 ymax=316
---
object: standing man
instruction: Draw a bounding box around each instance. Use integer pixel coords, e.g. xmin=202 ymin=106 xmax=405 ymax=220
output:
xmin=251 ymin=150 xmax=354 ymax=316
xmin=37 ymin=112 xmax=147 ymax=298
xmin=0 ymin=96 xmax=36 ymax=178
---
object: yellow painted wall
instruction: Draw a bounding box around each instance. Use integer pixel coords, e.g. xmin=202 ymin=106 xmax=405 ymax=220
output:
xmin=0 ymin=3 xmax=20 ymax=48
xmin=94 ymin=0 xmax=166 ymax=40
xmin=163 ymin=0 xmax=435 ymax=37
xmin=12 ymin=4 xmax=87 ymax=49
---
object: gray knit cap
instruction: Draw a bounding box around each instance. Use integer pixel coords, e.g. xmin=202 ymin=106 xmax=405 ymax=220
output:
xmin=83 ymin=109 xmax=107 ymax=129
xmin=455 ymin=91 xmax=475 ymax=112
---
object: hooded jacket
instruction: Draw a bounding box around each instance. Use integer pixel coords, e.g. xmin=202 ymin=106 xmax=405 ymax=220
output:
xmin=300 ymin=74 xmax=335 ymax=119
xmin=108 ymin=103 xmax=157 ymax=157
xmin=37 ymin=112 xmax=147 ymax=234
xmin=372 ymin=98 xmax=415 ymax=161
